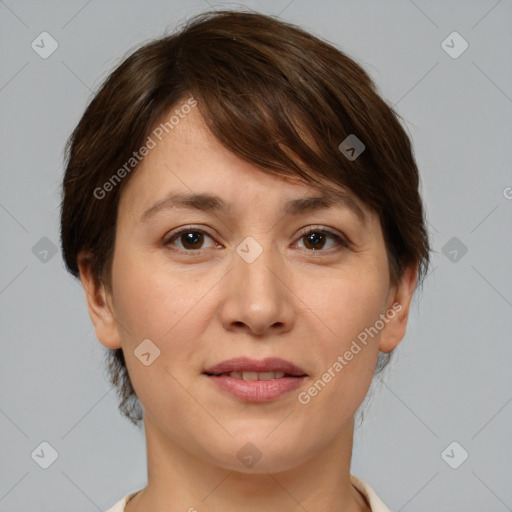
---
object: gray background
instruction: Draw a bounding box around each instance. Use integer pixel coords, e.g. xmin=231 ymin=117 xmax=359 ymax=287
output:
xmin=1 ymin=0 xmax=511 ymax=510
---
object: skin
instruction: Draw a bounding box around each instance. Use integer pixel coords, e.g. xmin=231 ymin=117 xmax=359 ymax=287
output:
xmin=79 ymin=102 xmax=417 ymax=512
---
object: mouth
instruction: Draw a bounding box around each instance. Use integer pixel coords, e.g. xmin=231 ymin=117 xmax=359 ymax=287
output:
xmin=203 ymin=356 xmax=308 ymax=378
xmin=203 ymin=357 xmax=308 ymax=402
xmin=204 ymin=370 xmax=304 ymax=380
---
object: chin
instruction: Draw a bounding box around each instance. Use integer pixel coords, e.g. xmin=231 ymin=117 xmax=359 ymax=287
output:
xmin=204 ymin=434 xmax=308 ymax=475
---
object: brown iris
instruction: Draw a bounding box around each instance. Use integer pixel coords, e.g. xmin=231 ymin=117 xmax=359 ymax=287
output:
xmin=179 ymin=231 xmax=205 ymax=250
xmin=302 ymin=232 xmax=327 ymax=250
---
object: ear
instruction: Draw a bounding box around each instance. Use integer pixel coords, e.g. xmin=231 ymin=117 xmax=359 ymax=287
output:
xmin=378 ymin=264 xmax=418 ymax=353
xmin=77 ymin=251 xmax=122 ymax=350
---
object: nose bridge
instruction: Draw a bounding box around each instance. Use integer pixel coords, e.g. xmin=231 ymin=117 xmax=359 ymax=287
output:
xmin=225 ymin=234 xmax=292 ymax=333
xmin=235 ymin=234 xmax=283 ymax=299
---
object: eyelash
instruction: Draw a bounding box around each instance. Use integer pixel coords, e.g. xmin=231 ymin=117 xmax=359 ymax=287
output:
xmin=163 ymin=225 xmax=350 ymax=255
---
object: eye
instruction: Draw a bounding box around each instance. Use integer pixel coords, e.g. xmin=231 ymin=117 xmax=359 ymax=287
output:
xmin=294 ymin=226 xmax=349 ymax=252
xmin=164 ymin=226 xmax=217 ymax=252
xmin=163 ymin=225 xmax=349 ymax=254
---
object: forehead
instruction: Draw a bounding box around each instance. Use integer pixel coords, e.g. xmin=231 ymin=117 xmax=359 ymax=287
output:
xmin=118 ymin=106 xmax=371 ymax=225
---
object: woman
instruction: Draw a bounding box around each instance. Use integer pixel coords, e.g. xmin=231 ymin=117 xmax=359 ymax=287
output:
xmin=60 ymin=9 xmax=430 ymax=512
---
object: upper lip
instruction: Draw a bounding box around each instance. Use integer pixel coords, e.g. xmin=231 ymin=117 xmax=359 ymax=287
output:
xmin=203 ymin=357 xmax=307 ymax=376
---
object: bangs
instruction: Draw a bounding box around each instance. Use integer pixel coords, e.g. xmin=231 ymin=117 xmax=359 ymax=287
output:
xmin=168 ymin=15 xmax=381 ymax=210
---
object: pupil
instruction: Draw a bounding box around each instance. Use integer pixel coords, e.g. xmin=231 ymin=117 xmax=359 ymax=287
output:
xmin=306 ymin=232 xmax=325 ymax=250
xmin=183 ymin=231 xmax=203 ymax=249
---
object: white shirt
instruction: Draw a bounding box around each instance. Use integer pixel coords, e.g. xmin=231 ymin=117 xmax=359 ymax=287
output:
xmin=105 ymin=475 xmax=392 ymax=511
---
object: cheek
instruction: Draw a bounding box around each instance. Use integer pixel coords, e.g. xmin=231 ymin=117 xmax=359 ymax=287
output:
xmin=296 ymin=273 xmax=387 ymax=452
xmin=112 ymin=252 xmax=211 ymax=418
xmin=110 ymin=247 xmax=214 ymax=342
xmin=109 ymin=248 xmax=220 ymax=400
xmin=299 ymin=264 xmax=388 ymax=404
xmin=310 ymin=262 xmax=389 ymax=345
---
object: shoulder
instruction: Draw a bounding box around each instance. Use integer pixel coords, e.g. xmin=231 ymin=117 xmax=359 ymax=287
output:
xmin=350 ymin=475 xmax=393 ymax=512
xmin=105 ymin=490 xmax=140 ymax=512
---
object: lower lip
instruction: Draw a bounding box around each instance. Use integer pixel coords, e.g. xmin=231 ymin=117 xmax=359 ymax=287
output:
xmin=205 ymin=374 xmax=306 ymax=402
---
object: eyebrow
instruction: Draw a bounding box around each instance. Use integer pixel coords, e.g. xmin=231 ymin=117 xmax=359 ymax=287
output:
xmin=140 ymin=190 xmax=367 ymax=225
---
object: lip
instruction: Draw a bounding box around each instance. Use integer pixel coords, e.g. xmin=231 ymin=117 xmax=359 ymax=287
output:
xmin=206 ymin=374 xmax=306 ymax=402
xmin=203 ymin=357 xmax=307 ymax=376
xmin=203 ymin=357 xmax=308 ymax=403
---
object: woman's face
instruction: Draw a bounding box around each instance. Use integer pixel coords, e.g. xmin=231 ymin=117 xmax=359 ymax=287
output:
xmin=85 ymin=103 xmax=415 ymax=473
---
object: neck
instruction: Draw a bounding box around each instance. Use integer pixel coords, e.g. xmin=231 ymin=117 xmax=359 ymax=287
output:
xmin=125 ymin=414 xmax=370 ymax=512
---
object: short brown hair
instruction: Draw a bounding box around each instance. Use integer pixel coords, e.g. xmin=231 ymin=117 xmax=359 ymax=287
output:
xmin=60 ymin=9 xmax=430 ymax=426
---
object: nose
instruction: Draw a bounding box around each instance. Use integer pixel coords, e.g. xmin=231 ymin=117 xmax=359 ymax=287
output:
xmin=219 ymin=238 xmax=295 ymax=337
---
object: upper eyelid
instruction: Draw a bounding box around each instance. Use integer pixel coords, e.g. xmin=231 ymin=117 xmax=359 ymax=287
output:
xmin=165 ymin=224 xmax=349 ymax=246
xmin=166 ymin=224 xmax=343 ymax=237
